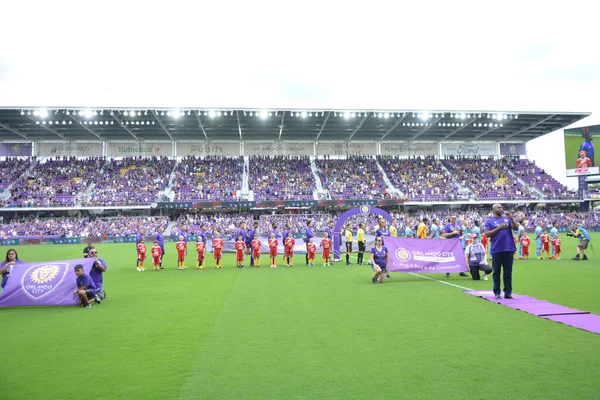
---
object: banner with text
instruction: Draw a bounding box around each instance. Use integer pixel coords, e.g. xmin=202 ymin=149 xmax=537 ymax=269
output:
xmin=107 ymin=142 xmax=173 ymax=157
xmin=0 ymin=143 xmax=32 ymax=156
xmin=499 ymin=143 xmax=527 ymax=156
xmin=380 ymin=142 xmax=439 ymax=157
xmin=0 ymin=258 xmax=95 ymax=307
xmin=386 ymin=238 xmax=468 ymax=273
xmin=317 ymin=142 xmax=377 ymax=156
xmin=176 ymin=142 xmax=240 ymax=157
xmin=244 ymin=141 xmax=313 ymax=156
xmin=37 ymin=142 xmax=103 ymax=157
xmin=441 ymin=142 xmax=497 ymax=157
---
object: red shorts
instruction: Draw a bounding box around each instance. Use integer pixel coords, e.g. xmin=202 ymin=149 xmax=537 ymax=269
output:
xmin=543 ymin=244 xmax=550 ymax=251
xmin=253 ymin=251 xmax=261 ymax=259
xmin=197 ymin=252 xmax=205 ymax=260
xmin=285 ymin=250 xmax=294 ymax=257
xmin=152 ymin=257 xmax=161 ymax=264
xmin=554 ymin=247 xmax=561 ymax=254
xmin=323 ymin=250 xmax=330 ymax=258
xmin=269 ymin=249 xmax=277 ymax=257
xmin=214 ymin=250 xmax=222 ymax=258
xmin=522 ymin=247 xmax=529 ymax=256
xmin=308 ymin=252 xmax=316 ymax=259
xmin=177 ymin=252 xmax=185 ymax=261
xmin=138 ymin=254 xmax=146 ymax=261
xmin=236 ymin=251 xmax=244 ymax=261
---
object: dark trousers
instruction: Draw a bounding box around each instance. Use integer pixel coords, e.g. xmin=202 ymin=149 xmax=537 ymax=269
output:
xmin=491 ymin=251 xmax=513 ymax=295
xmin=469 ymin=263 xmax=492 ymax=280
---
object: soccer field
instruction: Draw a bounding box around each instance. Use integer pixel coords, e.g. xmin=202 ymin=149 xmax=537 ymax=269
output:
xmin=1 ymin=235 xmax=600 ymax=400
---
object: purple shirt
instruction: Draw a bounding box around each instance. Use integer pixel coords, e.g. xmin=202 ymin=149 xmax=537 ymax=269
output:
xmin=76 ymin=274 xmax=98 ymax=294
xmin=0 ymin=259 xmax=25 ymax=289
xmin=484 ymin=216 xmax=517 ymax=254
xmin=443 ymin=223 xmax=460 ymax=238
xmin=370 ymin=246 xmax=389 ymax=267
xmin=89 ymin=258 xmax=107 ymax=289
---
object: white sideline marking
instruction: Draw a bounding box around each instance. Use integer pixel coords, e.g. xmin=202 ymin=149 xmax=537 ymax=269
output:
xmin=408 ymin=272 xmax=474 ymax=291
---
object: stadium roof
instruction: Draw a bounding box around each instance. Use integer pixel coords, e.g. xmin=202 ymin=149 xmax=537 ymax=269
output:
xmin=0 ymin=108 xmax=590 ymax=143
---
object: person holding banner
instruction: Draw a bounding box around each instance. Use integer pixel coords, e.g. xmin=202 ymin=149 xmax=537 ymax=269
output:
xmin=0 ymin=249 xmax=24 ymax=294
xmin=88 ymin=248 xmax=107 ymax=299
xmin=443 ymin=215 xmax=468 ymax=278
xmin=464 ymin=234 xmax=492 ymax=281
xmin=375 ymin=219 xmax=391 ymax=279
xmin=484 ymin=204 xmax=518 ymax=299
xmin=370 ymin=237 xmax=389 ymax=284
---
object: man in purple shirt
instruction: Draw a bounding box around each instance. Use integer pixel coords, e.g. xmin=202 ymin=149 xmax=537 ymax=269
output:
xmin=74 ymin=264 xmax=100 ymax=308
xmin=154 ymin=226 xmax=165 ymax=269
xmin=443 ymin=215 xmax=468 ymax=277
xmin=88 ymin=247 xmax=107 ymax=300
xmin=484 ymin=204 xmax=518 ymax=299
xmin=246 ymin=221 xmax=258 ymax=266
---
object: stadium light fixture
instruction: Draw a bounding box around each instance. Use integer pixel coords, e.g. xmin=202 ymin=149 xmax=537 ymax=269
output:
xmin=344 ymin=112 xmax=350 ymax=119
xmin=460 ymin=113 xmax=466 ymax=119
xmin=20 ymin=110 xmax=24 ymax=115
xmin=93 ymin=111 xmax=98 ymax=116
xmin=33 ymin=110 xmax=39 ymax=116
xmin=352 ymin=112 xmax=356 ymax=118
xmin=84 ymin=109 xmax=93 ymax=119
xmin=377 ymin=113 xmax=383 ymax=118
xmin=301 ymin=112 xmax=307 ymax=118
xmin=94 ymin=121 xmax=98 ymax=125
xmin=27 ymin=111 xmax=32 ymax=116
xmin=419 ymin=112 xmax=429 ymax=120
xmin=383 ymin=113 xmax=389 ymax=119
xmin=500 ymin=124 xmax=503 ymax=127
xmin=435 ymin=114 xmax=439 ymax=118
xmin=62 ymin=121 xmax=66 ymax=125
xmin=39 ymin=109 xmax=49 ymax=118
xmin=173 ymin=110 xmax=182 ymax=118
xmin=208 ymin=110 xmax=216 ymax=118
xmin=41 ymin=121 xmax=46 ymax=124
xmin=260 ymin=110 xmax=268 ymax=119
xmin=123 ymin=111 xmax=129 ymax=116
xmin=35 ymin=121 xmax=39 ymax=124
xmin=48 ymin=121 xmax=53 ymax=125
xmin=167 ymin=111 xmax=172 ymax=117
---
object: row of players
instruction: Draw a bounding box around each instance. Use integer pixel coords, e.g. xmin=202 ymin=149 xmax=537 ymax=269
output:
xmin=135 ymin=232 xmax=338 ymax=270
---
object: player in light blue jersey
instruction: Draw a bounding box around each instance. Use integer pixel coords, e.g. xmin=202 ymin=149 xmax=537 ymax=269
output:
xmin=550 ymin=222 xmax=559 ymax=258
xmin=516 ymin=223 xmax=526 ymax=259
xmin=430 ymin=219 xmax=440 ymax=239
xmin=471 ymin=221 xmax=481 ymax=240
xmin=535 ymin=222 xmax=543 ymax=258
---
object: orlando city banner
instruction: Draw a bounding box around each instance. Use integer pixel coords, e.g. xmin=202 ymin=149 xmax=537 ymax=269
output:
xmin=386 ymin=238 xmax=468 ymax=273
xmin=0 ymin=258 xmax=95 ymax=307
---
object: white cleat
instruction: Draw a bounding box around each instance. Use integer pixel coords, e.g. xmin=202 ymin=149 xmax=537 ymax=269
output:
xmin=136 ymin=267 xmax=141 ymax=272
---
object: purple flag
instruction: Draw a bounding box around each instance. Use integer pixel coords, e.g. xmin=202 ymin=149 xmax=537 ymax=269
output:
xmin=386 ymin=238 xmax=468 ymax=273
xmin=0 ymin=258 xmax=94 ymax=307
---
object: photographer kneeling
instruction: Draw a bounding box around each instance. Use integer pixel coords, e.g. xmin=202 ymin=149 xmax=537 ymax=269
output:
xmin=465 ymin=234 xmax=492 ymax=280
xmin=567 ymin=225 xmax=591 ymax=261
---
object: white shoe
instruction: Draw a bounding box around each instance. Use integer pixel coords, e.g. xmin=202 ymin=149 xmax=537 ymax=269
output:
xmin=137 ymin=267 xmax=141 ymax=272
xmin=483 ymin=275 xmax=488 ymax=281
xmin=141 ymin=268 xmax=145 ymax=272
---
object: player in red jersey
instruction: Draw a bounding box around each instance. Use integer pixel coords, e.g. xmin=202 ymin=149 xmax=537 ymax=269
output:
xmin=268 ymin=232 xmax=278 ymax=268
xmin=235 ymin=235 xmax=246 ymax=268
xmin=176 ymin=235 xmax=187 ymax=270
xmin=151 ymin=240 xmax=162 ymax=271
xmin=307 ymin=237 xmax=316 ymax=267
xmin=195 ymin=237 xmax=206 ymax=270
xmin=137 ymin=238 xmax=146 ymax=272
xmin=552 ymin=234 xmax=562 ymax=260
xmin=540 ymin=230 xmax=551 ymax=259
xmin=481 ymin=233 xmax=490 ymax=260
xmin=519 ymin=233 xmax=530 ymax=260
xmin=284 ymin=232 xmax=295 ymax=267
xmin=251 ymin=233 xmax=262 ymax=268
xmin=576 ymin=150 xmax=593 ymax=168
xmin=212 ymin=231 xmax=224 ymax=269
xmin=321 ymin=232 xmax=332 ymax=267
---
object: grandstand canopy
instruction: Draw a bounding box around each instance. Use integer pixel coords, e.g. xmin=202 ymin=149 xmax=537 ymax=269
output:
xmin=0 ymin=108 xmax=590 ymax=143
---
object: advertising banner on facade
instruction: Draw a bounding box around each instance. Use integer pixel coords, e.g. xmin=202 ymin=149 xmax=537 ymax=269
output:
xmin=37 ymin=142 xmax=103 ymax=157
xmin=380 ymin=142 xmax=439 ymax=157
xmin=107 ymin=142 xmax=173 ymax=157
xmin=499 ymin=143 xmax=527 ymax=156
xmin=441 ymin=142 xmax=497 ymax=157
xmin=176 ymin=142 xmax=240 ymax=157
xmin=0 ymin=142 xmax=32 ymax=156
xmin=244 ymin=141 xmax=313 ymax=156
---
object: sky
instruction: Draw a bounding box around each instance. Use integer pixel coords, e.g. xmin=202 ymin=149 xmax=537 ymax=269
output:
xmin=1 ymin=0 xmax=598 ymax=188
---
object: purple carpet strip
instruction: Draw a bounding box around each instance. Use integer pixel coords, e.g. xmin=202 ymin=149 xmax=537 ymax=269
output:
xmin=463 ymin=290 xmax=600 ymax=335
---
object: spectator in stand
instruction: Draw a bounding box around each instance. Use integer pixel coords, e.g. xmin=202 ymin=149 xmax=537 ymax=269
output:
xmin=172 ymin=156 xmax=243 ymax=202
xmin=249 ymin=156 xmax=316 ymax=200
xmin=316 ymin=156 xmax=390 ymax=200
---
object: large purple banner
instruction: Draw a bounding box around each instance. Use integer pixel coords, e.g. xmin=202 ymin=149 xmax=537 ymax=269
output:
xmin=0 ymin=142 xmax=32 ymax=156
xmin=386 ymin=238 xmax=468 ymax=273
xmin=0 ymin=258 xmax=94 ymax=307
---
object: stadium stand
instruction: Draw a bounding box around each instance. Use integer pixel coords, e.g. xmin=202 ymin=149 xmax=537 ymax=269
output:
xmin=249 ymin=156 xmax=316 ymax=200
xmin=172 ymin=156 xmax=243 ymax=202
xmin=316 ymin=156 xmax=392 ymax=199
xmin=514 ymin=159 xmax=579 ymax=200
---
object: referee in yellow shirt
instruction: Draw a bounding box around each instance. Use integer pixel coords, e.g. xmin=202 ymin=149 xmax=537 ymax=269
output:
xmin=357 ymin=223 xmax=366 ymax=264
xmin=345 ymin=223 xmax=353 ymax=265
xmin=390 ymin=220 xmax=398 ymax=238
xmin=417 ymin=218 xmax=429 ymax=239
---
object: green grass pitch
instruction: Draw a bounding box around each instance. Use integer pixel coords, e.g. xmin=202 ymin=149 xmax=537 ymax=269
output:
xmin=1 ymin=234 xmax=600 ymax=399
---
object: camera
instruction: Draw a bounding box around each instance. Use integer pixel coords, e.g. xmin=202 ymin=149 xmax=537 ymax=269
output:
xmin=566 ymin=232 xmax=575 ymax=237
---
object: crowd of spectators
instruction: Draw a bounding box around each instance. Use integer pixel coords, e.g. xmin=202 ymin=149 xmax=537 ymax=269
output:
xmin=513 ymin=159 xmax=579 ymax=200
xmin=377 ymin=156 xmax=468 ymax=202
xmin=316 ymin=156 xmax=392 ymax=199
xmin=172 ymin=156 xmax=243 ymax=202
xmin=0 ymin=158 xmax=33 ymax=190
xmin=249 ymin=156 xmax=315 ymax=200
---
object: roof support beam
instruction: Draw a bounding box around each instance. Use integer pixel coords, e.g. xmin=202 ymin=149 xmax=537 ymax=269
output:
xmin=152 ymin=111 xmax=174 ymax=140
xmin=67 ymin=115 xmax=103 ymax=140
xmin=0 ymin=121 xmax=29 ymax=139
xmin=25 ymin=115 xmax=66 ymax=139
xmin=236 ymin=111 xmax=243 ymax=139
xmin=194 ymin=112 xmax=208 ymax=140
xmin=278 ymin=112 xmax=285 ymax=139
xmin=412 ymin=117 xmax=443 ymax=140
xmin=315 ymin=112 xmax=331 ymax=141
xmin=502 ymin=115 xmax=556 ymax=140
xmin=442 ymin=117 xmax=478 ymax=140
xmin=110 ymin=114 xmax=138 ymax=140
xmin=348 ymin=114 xmax=369 ymax=140
xmin=380 ymin=114 xmax=408 ymax=140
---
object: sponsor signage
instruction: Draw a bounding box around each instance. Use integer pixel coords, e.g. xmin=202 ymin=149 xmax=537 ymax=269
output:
xmin=499 ymin=143 xmax=527 ymax=156
xmin=317 ymin=141 xmax=377 ymax=156
xmin=441 ymin=142 xmax=497 ymax=157
xmin=37 ymin=142 xmax=103 ymax=157
xmin=107 ymin=142 xmax=173 ymax=157
xmin=380 ymin=142 xmax=439 ymax=157
xmin=567 ymin=167 xmax=600 ymax=176
xmin=176 ymin=142 xmax=240 ymax=157
xmin=244 ymin=141 xmax=314 ymax=156
xmin=0 ymin=142 xmax=32 ymax=156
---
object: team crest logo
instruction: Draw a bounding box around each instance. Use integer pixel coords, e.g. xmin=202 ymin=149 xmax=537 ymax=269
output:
xmin=395 ymin=248 xmax=411 ymax=261
xmin=21 ymin=263 xmax=69 ymax=300
xmin=360 ymin=205 xmax=371 ymax=215
xmin=11 ymin=144 xmax=20 ymax=154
